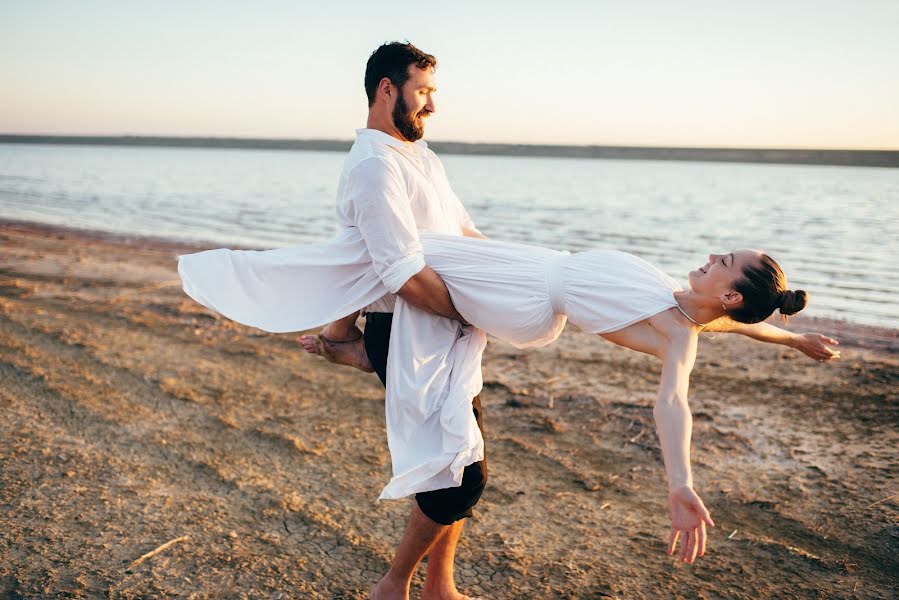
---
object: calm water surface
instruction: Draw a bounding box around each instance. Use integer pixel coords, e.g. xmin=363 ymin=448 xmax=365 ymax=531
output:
xmin=1 ymin=143 xmax=897 ymax=327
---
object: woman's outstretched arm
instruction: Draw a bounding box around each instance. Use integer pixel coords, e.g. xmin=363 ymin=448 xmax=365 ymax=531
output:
xmin=704 ymin=319 xmax=840 ymax=361
xmin=653 ymin=332 xmax=715 ymax=563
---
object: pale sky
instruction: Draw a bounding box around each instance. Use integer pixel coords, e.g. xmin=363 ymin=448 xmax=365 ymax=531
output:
xmin=1 ymin=0 xmax=897 ymax=149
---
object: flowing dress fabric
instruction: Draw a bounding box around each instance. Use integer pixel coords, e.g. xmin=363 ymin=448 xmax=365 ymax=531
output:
xmin=177 ymin=230 xmax=681 ymax=499
xmin=421 ymin=234 xmax=568 ymax=348
xmin=559 ymin=249 xmax=683 ymax=333
xmin=178 ymin=228 xmax=487 ymax=500
xmin=178 ymin=227 xmax=388 ymax=333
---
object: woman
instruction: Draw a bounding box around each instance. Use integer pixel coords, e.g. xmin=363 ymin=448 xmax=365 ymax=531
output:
xmin=178 ymin=230 xmax=838 ymax=563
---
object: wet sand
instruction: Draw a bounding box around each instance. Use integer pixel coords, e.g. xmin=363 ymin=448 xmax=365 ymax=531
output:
xmin=1 ymin=220 xmax=896 ymax=599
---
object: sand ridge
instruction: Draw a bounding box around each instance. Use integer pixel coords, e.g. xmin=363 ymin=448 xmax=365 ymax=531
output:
xmin=0 ymin=221 xmax=896 ymax=599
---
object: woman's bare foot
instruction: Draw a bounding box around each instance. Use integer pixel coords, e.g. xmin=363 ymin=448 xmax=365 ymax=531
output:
xmin=299 ymin=326 xmax=373 ymax=373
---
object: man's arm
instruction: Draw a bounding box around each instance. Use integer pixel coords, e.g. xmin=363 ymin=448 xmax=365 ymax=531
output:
xmin=397 ymin=266 xmax=465 ymax=321
xmin=705 ymin=319 xmax=840 ymax=361
xmin=462 ymin=227 xmax=487 ymax=239
xmin=348 ymin=158 xmax=464 ymax=321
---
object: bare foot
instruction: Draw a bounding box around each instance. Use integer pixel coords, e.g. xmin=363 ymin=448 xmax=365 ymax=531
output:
xmin=371 ymin=574 xmax=410 ymax=600
xmin=421 ymin=587 xmax=482 ymax=600
xmin=299 ymin=327 xmax=373 ymax=373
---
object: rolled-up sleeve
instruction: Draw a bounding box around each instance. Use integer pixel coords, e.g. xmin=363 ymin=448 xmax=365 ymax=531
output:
xmin=347 ymin=157 xmax=426 ymax=293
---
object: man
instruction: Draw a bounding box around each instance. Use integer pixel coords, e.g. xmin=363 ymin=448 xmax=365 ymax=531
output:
xmin=300 ymin=42 xmax=486 ymax=600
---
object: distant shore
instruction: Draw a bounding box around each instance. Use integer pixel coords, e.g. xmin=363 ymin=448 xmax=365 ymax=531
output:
xmin=2 ymin=134 xmax=897 ymax=168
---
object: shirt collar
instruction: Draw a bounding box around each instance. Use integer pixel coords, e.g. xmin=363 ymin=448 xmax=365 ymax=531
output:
xmin=355 ymin=128 xmax=428 ymax=151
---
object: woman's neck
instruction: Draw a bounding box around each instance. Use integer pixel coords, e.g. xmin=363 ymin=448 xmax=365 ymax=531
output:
xmin=672 ymin=290 xmax=726 ymax=328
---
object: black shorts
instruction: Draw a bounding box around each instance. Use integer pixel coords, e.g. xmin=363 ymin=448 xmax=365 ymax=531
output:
xmin=363 ymin=311 xmax=487 ymax=525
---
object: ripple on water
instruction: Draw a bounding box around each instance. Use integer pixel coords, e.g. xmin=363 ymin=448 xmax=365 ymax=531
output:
xmin=1 ymin=143 xmax=897 ymax=327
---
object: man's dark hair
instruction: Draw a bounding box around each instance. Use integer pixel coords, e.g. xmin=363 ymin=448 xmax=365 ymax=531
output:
xmin=364 ymin=42 xmax=437 ymax=107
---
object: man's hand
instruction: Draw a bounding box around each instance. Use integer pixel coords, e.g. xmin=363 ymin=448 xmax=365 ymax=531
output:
xmin=462 ymin=227 xmax=487 ymax=239
xmin=790 ymin=333 xmax=840 ymax=362
xmin=667 ymin=486 xmax=715 ymax=563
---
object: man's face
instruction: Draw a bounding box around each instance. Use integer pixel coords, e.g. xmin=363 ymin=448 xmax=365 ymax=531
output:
xmin=392 ymin=65 xmax=437 ymax=142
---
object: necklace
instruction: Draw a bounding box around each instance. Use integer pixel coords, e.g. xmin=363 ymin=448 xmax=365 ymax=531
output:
xmin=674 ymin=300 xmax=708 ymax=327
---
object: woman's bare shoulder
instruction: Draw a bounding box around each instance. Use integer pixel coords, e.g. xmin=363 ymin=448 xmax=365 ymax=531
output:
xmin=599 ymin=308 xmax=693 ymax=358
xmin=649 ymin=308 xmax=700 ymax=363
xmin=648 ymin=307 xmax=698 ymax=340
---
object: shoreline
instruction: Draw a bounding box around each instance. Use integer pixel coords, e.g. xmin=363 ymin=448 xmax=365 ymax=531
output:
xmin=3 ymin=217 xmax=897 ymax=353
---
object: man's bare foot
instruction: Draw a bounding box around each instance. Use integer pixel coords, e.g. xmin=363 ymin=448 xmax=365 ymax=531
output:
xmin=421 ymin=585 xmax=482 ymax=600
xmin=370 ymin=574 xmax=409 ymax=600
xmin=299 ymin=326 xmax=373 ymax=373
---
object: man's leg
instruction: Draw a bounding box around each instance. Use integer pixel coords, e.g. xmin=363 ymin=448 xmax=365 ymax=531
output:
xmin=363 ymin=312 xmax=429 ymax=598
xmin=415 ymin=395 xmax=487 ymax=600
xmin=362 ymin=312 xmax=393 ymax=386
xmin=364 ymin=314 xmax=485 ymax=599
xmin=421 ymin=519 xmax=465 ymax=600
xmin=371 ymin=504 xmax=450 ymax=600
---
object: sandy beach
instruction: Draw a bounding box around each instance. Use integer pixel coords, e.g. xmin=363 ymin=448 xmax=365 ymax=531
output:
xmin=0 ymin=219 xmax=896 ymax=599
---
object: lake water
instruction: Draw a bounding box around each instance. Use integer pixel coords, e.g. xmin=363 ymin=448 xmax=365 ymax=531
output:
xmin=1 ymin=143 xmax=897 ymax=328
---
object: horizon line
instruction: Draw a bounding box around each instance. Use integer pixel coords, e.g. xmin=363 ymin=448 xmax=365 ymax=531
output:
xmin=1 ymin=134 xmax=897 ymax=168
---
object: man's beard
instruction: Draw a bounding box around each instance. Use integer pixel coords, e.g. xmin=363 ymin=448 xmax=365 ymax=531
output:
xmin=392 ymin=93 xmax=426 ymax=142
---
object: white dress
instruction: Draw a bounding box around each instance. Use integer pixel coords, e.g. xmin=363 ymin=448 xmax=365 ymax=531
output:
xmin=178 ymin=230 xmax=681 ymax=499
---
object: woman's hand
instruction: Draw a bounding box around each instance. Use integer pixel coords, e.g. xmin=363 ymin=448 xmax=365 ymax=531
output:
xmin=667 ymin=486 xmax=715 ymax=563
xmin=790 ymin=332 xmax=840 ymax=362
xmin=715 ymin=322 xmax=840 ymax=362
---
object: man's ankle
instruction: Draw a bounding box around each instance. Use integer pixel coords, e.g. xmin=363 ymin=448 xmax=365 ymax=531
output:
xmin=421 ymin=583 xmax=463 ymax=600
xmin=421 ymin=575 xmax=458 ymax=596
xmin=372 ymin=571 xmax=411 ymax=599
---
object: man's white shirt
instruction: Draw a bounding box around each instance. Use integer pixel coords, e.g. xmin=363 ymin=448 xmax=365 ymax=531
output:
xmin=332 ymin=127 xmax=486 ymax=499
xmin=178 ymin=130 xmax=488 ymax=498
xmin=336 ymin=128 xmax=479 ymax=312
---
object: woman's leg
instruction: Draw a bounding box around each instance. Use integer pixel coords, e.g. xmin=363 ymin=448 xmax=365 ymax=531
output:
xmin=298 ymin=311 xmax=373 ymax=372
xmin=319 ymin=311 xmax=363 ymax=341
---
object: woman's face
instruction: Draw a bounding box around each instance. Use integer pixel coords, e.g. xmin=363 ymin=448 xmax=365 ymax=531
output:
xmin=688 ymin=249 xmax=763 ymax=305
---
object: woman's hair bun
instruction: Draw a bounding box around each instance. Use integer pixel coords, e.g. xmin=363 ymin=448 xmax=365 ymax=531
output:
xmin=779 ymin=289 xmax=808 ymax=316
